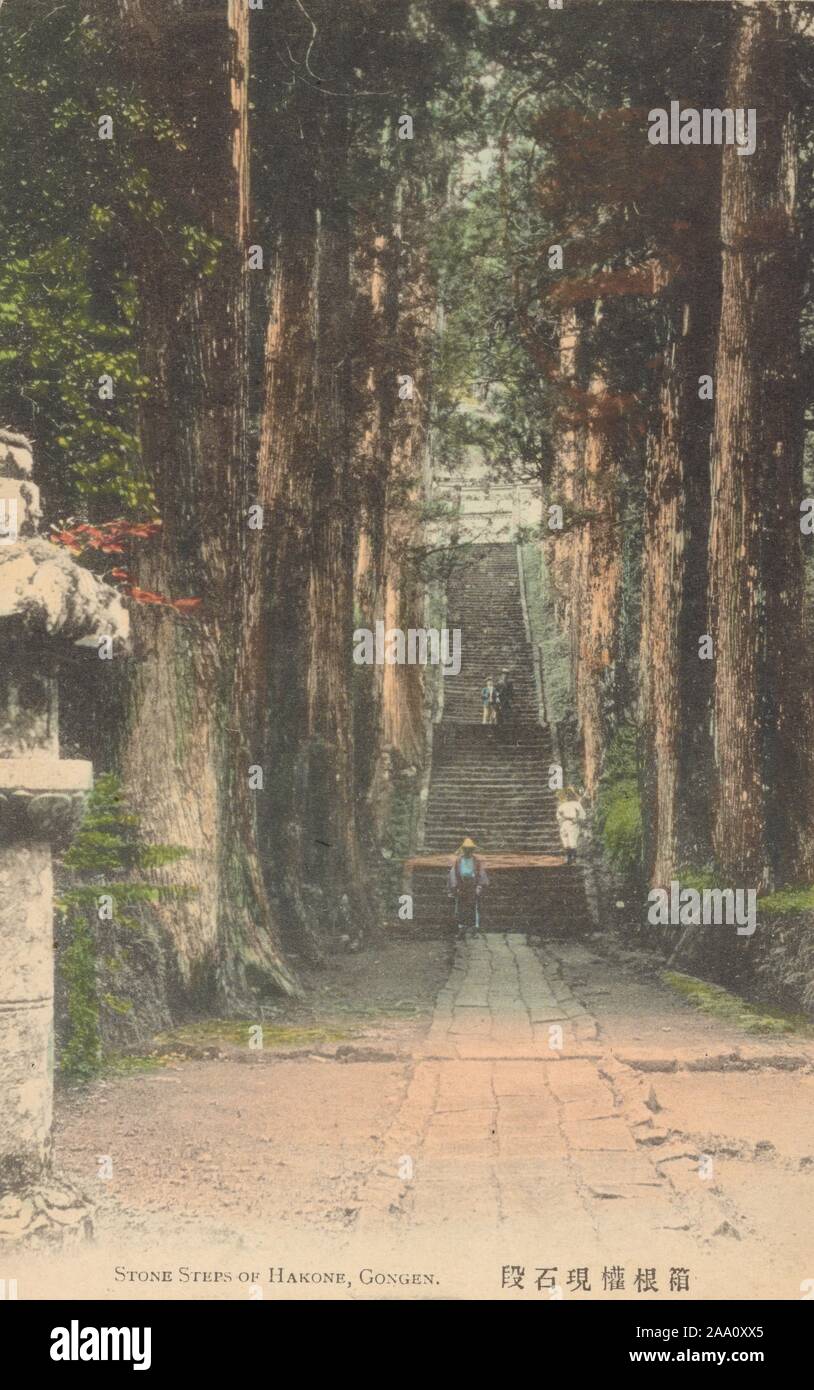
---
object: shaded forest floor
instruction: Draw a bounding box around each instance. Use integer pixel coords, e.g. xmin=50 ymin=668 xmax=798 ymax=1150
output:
xmin=15 ymin=933 xmax=814 ymax=1301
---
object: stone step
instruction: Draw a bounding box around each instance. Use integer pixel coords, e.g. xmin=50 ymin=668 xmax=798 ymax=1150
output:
xmin=423 ymin=839 xmax=562 ymax=849
xmin=425 ymin=804 xmax=558 ymax=811
xmin=424 ymin=821 xmax=560 ymax=832
xmin=430 ymin=752 xmax=553 ymax=760
xmin=423 ymin=828 xmax=561 ymax=839
xmin=426 ymin=810 xmax=557 ymax=817
xmin=427 ymin=762 xmax=554 ymax=772
xmin=423 ymin=831 xmax=561 ymax=841
xmin=408 ymin=868 xmax=592 ymax=935
xmin=426 ymin=824 xmax=558 ymax=831
xmin=427 ymin=772 xmax=555 ymax=781
xmin=426 ymin=802 xmax=558 ymax=813
xmin=425 ymin=805 xmax=559 ymax=814
xmin=427 ymin=768 xmax=554 ymax=779
xmin=446 ymin=656 xmax=533 ymax=664
xmin=424 ymin=806 xmax=559 ymax=815
xmin=426 ymin=810 xmax=558 ymax=819
xmin=427 ymin=778 xmax=547 ymax=789
xmin=423 ymin=821 xmax=561 ymax=834
xmin=435 ymin=735 xmax=550 ymax=744
xmin=427 ymin=771 xmax=555 ymax=781
xmin=419 ymin=822 xmax=558 ymax=834
xmin=444 ymin=683 xmax=536 ymax=693
xmin=426 ymin=825 xmax=559 ymax=833
xmin=426 ymin=784 xmax=556 ymax=795
xmin=425 ymin=802 xmax=557 ymax=812
xmin=405 ymin=542 xmax=589 ymax=936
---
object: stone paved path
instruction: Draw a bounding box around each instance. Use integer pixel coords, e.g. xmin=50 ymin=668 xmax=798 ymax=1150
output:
xmin=21 ymin=931 xmax=814 ymax=1299
xmin=352 ymin=934 xmax=812 ymax=1297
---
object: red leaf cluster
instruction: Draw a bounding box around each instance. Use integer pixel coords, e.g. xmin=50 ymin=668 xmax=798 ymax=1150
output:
xmin=48 ymin=517 xmax=201 ymax=615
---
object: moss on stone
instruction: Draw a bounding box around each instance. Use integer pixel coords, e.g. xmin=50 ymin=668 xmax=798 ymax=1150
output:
xmin=153 ymin=1020 xmax=353 ymax=1049
xmin=663 ymin=970 xmax=812 ymax=1036
xmin=595 ymin=727 xmax=642 ymax=880
xmin=760 ymin=887 xmax=814 ymax=915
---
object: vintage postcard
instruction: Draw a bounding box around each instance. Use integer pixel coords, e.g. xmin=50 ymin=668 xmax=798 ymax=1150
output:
xmin=1 ymin=0 xmax=813 ymax=1348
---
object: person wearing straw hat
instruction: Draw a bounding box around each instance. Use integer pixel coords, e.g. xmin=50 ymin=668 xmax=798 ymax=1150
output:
xmin=447 ymin=837 xmax=489 ymax=932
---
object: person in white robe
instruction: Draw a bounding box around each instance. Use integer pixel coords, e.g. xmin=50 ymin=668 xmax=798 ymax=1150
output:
xmin=556 ymin=787 xmax=586 ymax=863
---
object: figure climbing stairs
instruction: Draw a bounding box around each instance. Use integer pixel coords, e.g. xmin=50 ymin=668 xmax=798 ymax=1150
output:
xmin=406 ymin=543 xmax=592 ymax=935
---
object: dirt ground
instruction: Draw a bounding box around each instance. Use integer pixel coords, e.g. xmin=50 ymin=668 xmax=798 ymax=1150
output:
xmin=10 ymin=933 xmax=814 ymax=1302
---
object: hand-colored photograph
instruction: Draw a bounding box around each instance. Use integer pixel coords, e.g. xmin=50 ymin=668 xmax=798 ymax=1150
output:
xmin=1 ymin=0 xmax=813 ymax=1328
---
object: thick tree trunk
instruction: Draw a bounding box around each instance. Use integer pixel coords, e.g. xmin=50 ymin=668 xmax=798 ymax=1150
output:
xmin=640 ymin=262 xmax=719 ymax=887
xmin=381 ymin=177 xmax=436 ymax=768
xmin=545 ymin=308 xmax=583 ymax=683
xmin=757 ymin=40 xmax=814 ymax=886
xmin=257 ymin=83 xmax=372 ymax=948
xmin=255 ymin=138 xmax=320 ymax=955
xmin=112 ymin=0 xmax=295 ymax=1005
xmin=709 ymin=1 xmax=813 ymax=885
xmin=354 ymin=225 xmax=397 ymax=827
xmin=545 ymin=309 xmax=622 ymax=796
xmin=353 ymin=175 xmax=433 ymax=840
xmin=305 ymin=102 xmax=372 ymax=931
xmin=573 ymin=356 xmax=623 ymax=797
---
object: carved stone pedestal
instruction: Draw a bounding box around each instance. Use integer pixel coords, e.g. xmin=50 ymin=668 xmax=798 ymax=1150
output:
xmin=0 ymin=761 xmax=94 ymax=1244
xmin=0 ymin=429 xmax=129 ymax=1246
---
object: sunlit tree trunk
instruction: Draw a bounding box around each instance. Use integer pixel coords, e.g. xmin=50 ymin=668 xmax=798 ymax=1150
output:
xmin=306 ymin=99 xmax=369 ymax=924
xmin=254 ymin=86 xmax=321 ymax=954
xmin=546 ymin=308 xmax=584 ymax=697
xmin=574 ymin=363 xmax=623 ymax=796
xmin=256 ymin=73 xmax=372 ymax=946
xmin=111 ymin=0 xmax=295 ymax=1005
xmin=640 ymin=253 xmax=719 ymax=887
xmin=709 ymin=1 xmax=813 ymax=884
xmin=354 ymin=223 xmax=397 ymax=829
xmin=382 ymin=174 xmax=436 ymax=767
xmin=354 ymin=172 xmax=434 ymax=846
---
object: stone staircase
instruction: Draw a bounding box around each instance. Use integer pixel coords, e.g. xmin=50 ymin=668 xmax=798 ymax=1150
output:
xmin=440 ymin=542 xmax=538 ymax=725
xmin=407 ymin=543 xmax=592 ymax=935
xmin=422 ymin=724 xmax=561 ymax=855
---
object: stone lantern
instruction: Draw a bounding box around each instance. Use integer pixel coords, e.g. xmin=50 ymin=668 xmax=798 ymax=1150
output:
xmin=0 ymin=430 xmax=129 ymax=1243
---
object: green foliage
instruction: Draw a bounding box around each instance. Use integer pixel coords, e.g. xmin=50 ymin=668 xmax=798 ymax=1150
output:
xmin=521 ymin=542 xmax=571 ymax=729
xmin=61 ymin=774 xmax=188 ymax=886
xmin=602 ymin=793 xmax=642 ymax=879
xmin=595 ymin=726 xmax=642 ymax=880
xmin=58 ymin=916 xmax=101 ymax=1081
xmin=675 ymin=866 xmax=721 ymax=893
xmin=0 ymin=6 xmax=141 ymax=511
xmin=0 ymin=244 xmax=151 ymax=511
xmin=154 ymin=1021 xmax=352 ymax=1050
xmin=0 ymin=3 xmax=222 ymax=516
xmin=663 ymin=971 xmax=812 ymax=1037
xmin=760 ymin=887 xmax=814 ymax=915
xmin=57 ymin=773 xmax=190 ymax=1080
xmin=432 ymin=162 xmax=558 ymax=488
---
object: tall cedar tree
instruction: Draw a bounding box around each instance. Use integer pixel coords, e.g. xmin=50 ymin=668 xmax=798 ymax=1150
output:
xmin=505 ymin=1 xmax=729 ymax=851
xmin=710 ymin=1 xmax=814 ymax=887
xmin=103 ymin=0 xmax=296 ymax=1004
xmin=253 ymin=1 xmax=472 ymax=948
